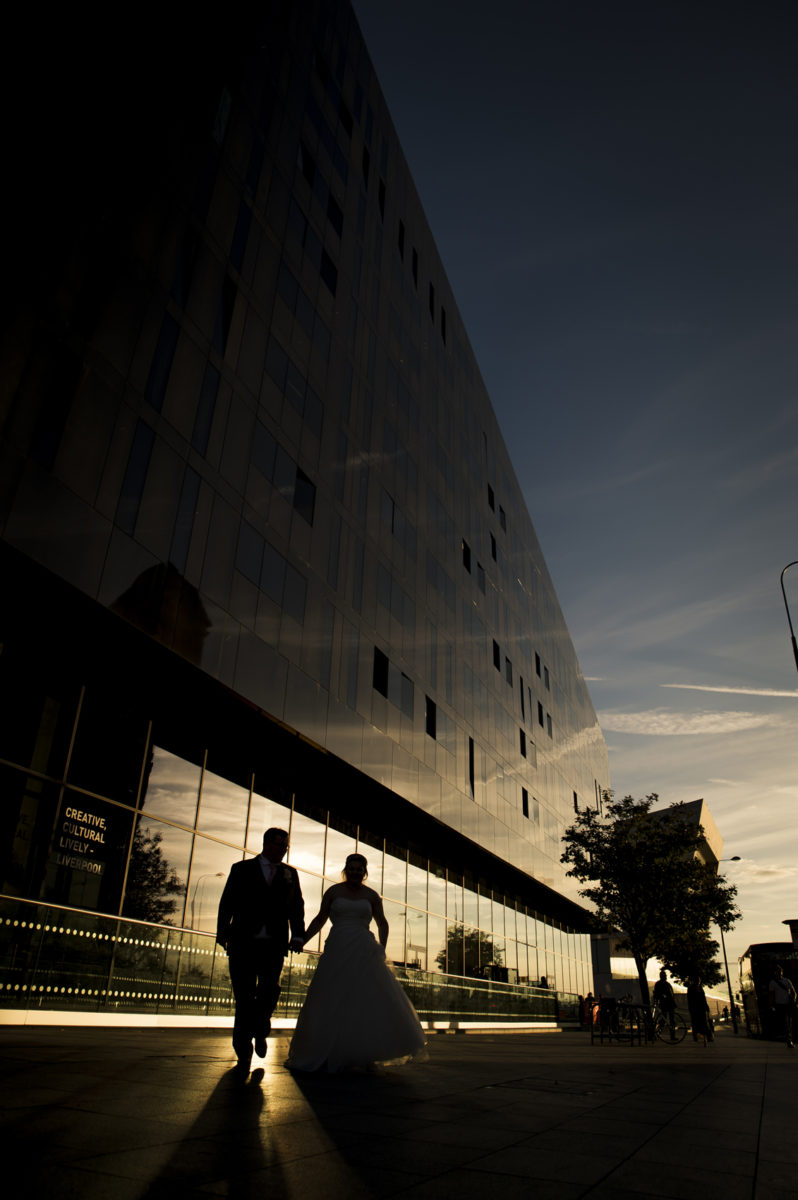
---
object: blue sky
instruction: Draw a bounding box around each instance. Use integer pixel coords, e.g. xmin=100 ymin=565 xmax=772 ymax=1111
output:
xmin=353 ymin=0 xmax=798 ymax=970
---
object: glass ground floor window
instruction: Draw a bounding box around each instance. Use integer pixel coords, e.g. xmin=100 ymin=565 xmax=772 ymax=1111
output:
xmin=0 ymin=619 xmax=592 ymax=998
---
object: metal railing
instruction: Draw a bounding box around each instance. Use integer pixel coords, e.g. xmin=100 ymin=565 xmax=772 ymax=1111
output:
xmin=0 ymin=895 xmax=566 ymax=1025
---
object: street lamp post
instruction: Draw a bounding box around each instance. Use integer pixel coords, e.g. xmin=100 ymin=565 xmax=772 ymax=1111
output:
xmin=779 ymin=562 xmax=798 ymax=675
xmin=190 ymin=872 xmax=224 ymax=929
xmin=719 ymin=856 xmax=741 ymax=1035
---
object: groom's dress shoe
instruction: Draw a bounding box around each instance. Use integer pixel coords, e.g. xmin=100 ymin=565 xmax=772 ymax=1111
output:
xmin=255 ymin=1036 xmax=267 ymax=1057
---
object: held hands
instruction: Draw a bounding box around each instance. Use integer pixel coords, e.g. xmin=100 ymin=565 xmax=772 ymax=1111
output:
xmin=289 ymin=936 xmax=306 ymax=952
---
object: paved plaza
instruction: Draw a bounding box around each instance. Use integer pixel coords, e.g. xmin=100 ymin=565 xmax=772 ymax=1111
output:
xmin=0 ymin=1023 xmax=795 ymax=1199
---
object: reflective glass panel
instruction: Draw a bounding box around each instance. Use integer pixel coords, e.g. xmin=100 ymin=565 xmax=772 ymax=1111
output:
xmin=446 ymin=920 xmax=463 ymax=976
xmin=405 ymin=910 xmax=427 ymax=971
xmin=463 ymin=887 xmax=478 ymax=929
xmin=246 ymin=787 xmax=292 ymax=852
xmin=382 ymin=899 xmax=405 ymax=964
xmin=296 ymin=869 xmax=325 ymax=952
xmin=324 ymin=823 xmax=357 ymax=881
xmin=286 ymin=808 xmax=324 ymax=875
xmin=427 ymin=914 xmax=446 ymax=974
xmin=186 ymin=836 xmax=232 ymax=931
xmin=123 ymin=814 xmax=192 ymax=926
xmin=0 ymin=653 xmax=79 ymax=779
xmin=428 ymin=867 xmax=446 ymax=917
xmin=68 ymin=687 xmax=148 ymax=808
xmin=197 ymin=767 xmax=249 ymax=845
xmin=141 ymin=747 xmax=201 ymax=828
xmin=0 ymin=766 xmax=61 ymax=900
xmin=446 ymin=875 xmax=463 ymax=922
xmin=406 ymin=860 xmax=427 ymax=912
xmin=382 ymin=848 xmax=406 ymax=902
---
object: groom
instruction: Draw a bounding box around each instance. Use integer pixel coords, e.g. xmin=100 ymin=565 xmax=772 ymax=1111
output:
xmin=217 ymin=828 xmax=305 ymax=1067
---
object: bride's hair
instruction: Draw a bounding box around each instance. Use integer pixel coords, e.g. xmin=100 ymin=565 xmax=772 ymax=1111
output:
xmin=341 ymin=853 xmax=368 ymax=880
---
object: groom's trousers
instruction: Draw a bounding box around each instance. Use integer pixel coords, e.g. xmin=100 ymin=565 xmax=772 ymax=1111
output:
xmin=228 ymin=939 xmax=286 ymax=1053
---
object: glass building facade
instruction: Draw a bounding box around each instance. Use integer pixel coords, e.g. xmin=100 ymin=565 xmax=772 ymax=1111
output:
xmin=0 ymin=0 xmax=608 ymax=1021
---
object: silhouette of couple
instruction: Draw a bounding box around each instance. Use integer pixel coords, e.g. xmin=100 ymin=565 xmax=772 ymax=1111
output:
xmin=216 ymin=828 xmax=425 ymax=1072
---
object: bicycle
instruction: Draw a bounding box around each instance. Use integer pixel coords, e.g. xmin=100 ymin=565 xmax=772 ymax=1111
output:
xmin=651 ymin=1003 xmax=688 ymax=1044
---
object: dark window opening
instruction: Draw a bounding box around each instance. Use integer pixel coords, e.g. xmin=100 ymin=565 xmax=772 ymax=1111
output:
xmin=293 ymin=467 xmax=316 ymax=524
xmin=499 ymin=504 xmax=506 ymax=531
xmin=505 ymin=657 xmax=513 ymax=686
xmin=468 ymin=736 xmax=475 ymax=796
xmin=522 ymin=788 xmax=529 ymax=819
xmin=547 ymin=713 xmax=553 ymax=738
xmin=519 ymin=675 xmax=525 ymax=720
xmin=425 ymin=695 xmax=437 ymax=739
xmin=398 ymin=220 xmax=405 ymax=260
xmin=490 ymin=532 xmax=497 ymax=561
xmin=520 ymin=729 xmax=526 ymax=758
xmin=373 ymin=647 xmax=389 ymax=696
xmin=462 ymin=539 xmax=471 ymax=572
xmin=488 ymin=484 xmax=495 ymax=510
xmin=428 ymin=281 xmax=435 ymax=321
xmin=538 ymin=701 xmax=544 ymax=727
xmin=493 ymin=640 xmax=501 ymax=670
xmin=544 ymin=666 xmax=550 ymax=691
xmin=535 ymin=653 xmax=541 ymax=677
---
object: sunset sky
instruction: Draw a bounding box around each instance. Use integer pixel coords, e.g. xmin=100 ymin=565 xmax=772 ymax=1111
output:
xmin=353 ymin=0 xmax=798 ymax=969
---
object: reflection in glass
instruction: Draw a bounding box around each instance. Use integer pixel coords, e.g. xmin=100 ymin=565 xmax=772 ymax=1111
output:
xmin=447 ymin=875 xmax=462 ymax=921
xmin=383 ymin=898 xmax=405 ymax=964
xmin=247 ymin=787 xmax=292 ymax=851
xmin=382 ymin=848 xmax=406 ymax=902
xmin=405 ymin=909 xmax=426 ymax=971
xmin=186 ymin=836 xmax=234 ymax=931
xmin=286 ymin=809 xmax=324 ymax=875
xmin=324 ymin=823 xmax=357 ymax=880
xmin=463 ymin=886 xmax=478 ymax=928
xmin=41 ymin=789 xmax=134 ymax=917
xmin=196 ymin=766 xmax=250 ymax=846
xmin=123 ymin=815 xmax=191 ymax=925
xmin=428 ymin=867 xmax=446 ymax=917
xmin=427 ymin=914 xmax=446 ymax=974
xmin=406 ymin=860 xmax=427 ymax=911
xmin=445 ymin=921 xmax=463 ymax=975
xmin=141 ymin=747 xmax=201 ymax=828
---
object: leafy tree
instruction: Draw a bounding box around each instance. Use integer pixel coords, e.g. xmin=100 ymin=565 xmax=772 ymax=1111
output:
xmin=435 ymin=923 xmax=502 ymax=976
xmin=123 ymin=823 xmax=184 ymax=925
xmin=561 ymin=792 xmax=739 ymax=1007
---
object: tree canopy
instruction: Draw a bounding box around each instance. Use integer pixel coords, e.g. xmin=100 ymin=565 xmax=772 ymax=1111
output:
xmin=561 ymin=792 xmax=739 ymax=1003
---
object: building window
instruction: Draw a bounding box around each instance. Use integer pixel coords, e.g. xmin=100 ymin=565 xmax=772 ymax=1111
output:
xmin=499 ymin=505 xmax=506 ymax=531
xmin=547 ymin=713 xmax=553 ymax=738
xmin=373 ymin=648 xmax=389 ymax=697
xmin=116 ymin=420 xmax=155 ymax=535
xmin=505 ymin=657 xmax=513 ymax=686
xmin=425 ymin=695 xmax=437 ymax=739
xmin=487 ymin=484 xmax=495 ymax=510
xmin=490 ymin=533 xmax=497 ymax=561
xmin=519 ymin=676 xmax=525 ymax=720
xmin=522 ymin=788 xmax=529 ymax=819
xmin=520 ymin=729 xmax=526 ymax=758
xmin=468 ymin=736 xmax=475 ymax=796
xmin=544 ymin=666 xmax=550 ymax=691
xmin=493 ymin=640 xmax=501 ymax=670
xmin=538 ymin=701 xmax=544 ymax=727
xmin=293 ymin=467 xmax=316 ymax=524
xmin=535 ymin=653 xmax=541 ymax=677
xmin=462 ymin=539 xmax=471 ymax=572
xmin=145 ymin=315 xmax=179 ymax=412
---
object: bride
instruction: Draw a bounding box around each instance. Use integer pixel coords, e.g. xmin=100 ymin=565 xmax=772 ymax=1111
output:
xmin=287 ymin=853 xmax=427 ymax=1073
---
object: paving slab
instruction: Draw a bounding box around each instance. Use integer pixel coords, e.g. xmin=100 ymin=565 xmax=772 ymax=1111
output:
xmin=0 ymin=1024 xmax=795 ymax=1198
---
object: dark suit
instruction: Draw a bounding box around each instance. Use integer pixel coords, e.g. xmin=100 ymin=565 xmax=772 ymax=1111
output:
xmin=217 ymin=856 xmax=305 ymax=1056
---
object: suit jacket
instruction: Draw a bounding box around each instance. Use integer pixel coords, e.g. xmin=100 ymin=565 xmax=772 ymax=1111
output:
xmin=216 ymin=856 xmax=305 ymax=952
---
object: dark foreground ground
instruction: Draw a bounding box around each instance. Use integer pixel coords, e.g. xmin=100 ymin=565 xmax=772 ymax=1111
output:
xmin=0 ymin=1024 xmax=795 ymax=1199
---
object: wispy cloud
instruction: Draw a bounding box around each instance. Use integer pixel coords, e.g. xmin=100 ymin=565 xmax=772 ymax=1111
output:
xmin=662 ymin=684 xmax=798 ymax=699
xmin=599 ymin=708 xmax=777 ymax=736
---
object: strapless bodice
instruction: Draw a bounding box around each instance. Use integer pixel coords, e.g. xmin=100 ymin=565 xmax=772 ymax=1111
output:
xmin=330 ymin=896 xmax=372 ymax=925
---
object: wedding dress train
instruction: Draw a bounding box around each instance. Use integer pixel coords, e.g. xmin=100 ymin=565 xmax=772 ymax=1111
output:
xmin=287 ymin=896 xmax=426 ymax=1073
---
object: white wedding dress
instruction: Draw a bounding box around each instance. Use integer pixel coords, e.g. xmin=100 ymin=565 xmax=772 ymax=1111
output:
xmin=287 ymin=896 xmax=427 ymax=1073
